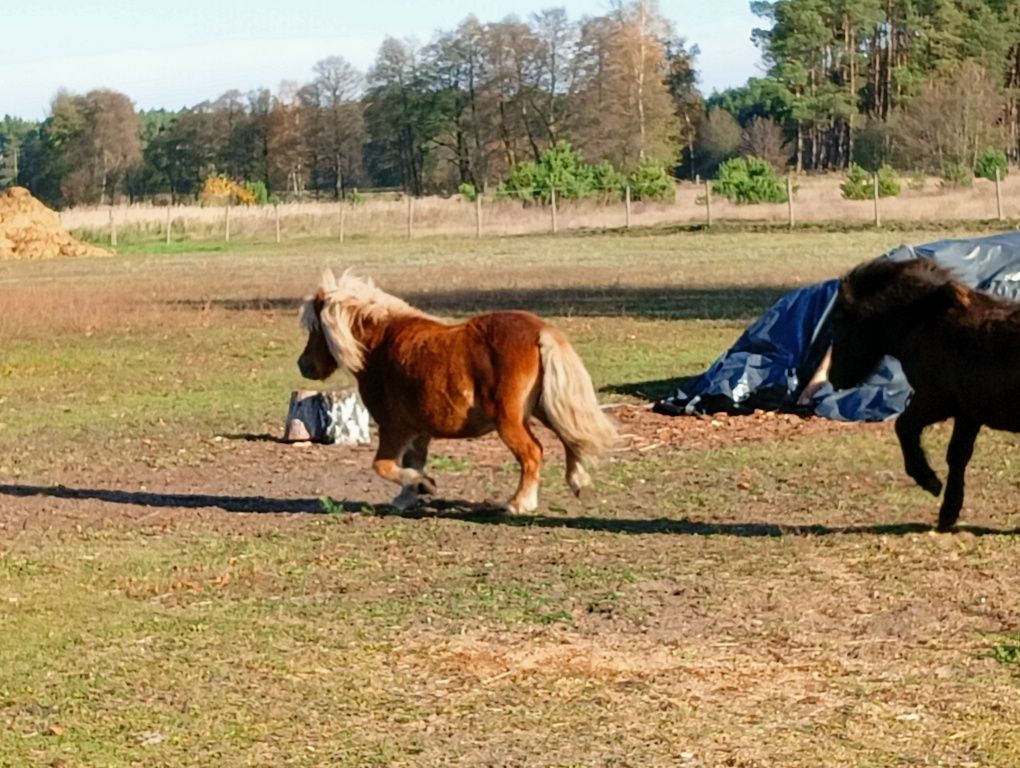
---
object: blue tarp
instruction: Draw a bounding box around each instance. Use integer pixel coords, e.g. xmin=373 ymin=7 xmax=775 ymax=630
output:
xmin=655 ymin=232 xmax=1020 ymax=422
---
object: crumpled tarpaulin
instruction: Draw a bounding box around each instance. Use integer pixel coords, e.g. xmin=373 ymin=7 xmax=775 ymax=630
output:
xmin=654 ymin=232 xmax=1020 ymax=422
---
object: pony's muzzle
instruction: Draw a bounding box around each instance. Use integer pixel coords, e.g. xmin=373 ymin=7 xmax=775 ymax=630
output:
xmin=297 ymin=355 xmax=319 ymax=380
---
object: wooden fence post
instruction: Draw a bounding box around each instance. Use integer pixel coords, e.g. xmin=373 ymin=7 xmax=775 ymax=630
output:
xmin=406 ymin=195 xmax=414 ymax=239
xmin=704 ymin=179 xmax=712 ymax=228
xmin=109 ymin=207 xmax=117 ymax=247
xmin=165 ymin=206 xmax=172 ymax=245
xmin=339 ymin=200 xmax=345 ymax=243
xmin=873 ymin=173 xmax=881 ymax=228
xmin=787 ymin=175 xmax=795 ymax=229
xmin=225 ymin=202 xmax=231 ymax=242
xmin=625 ymin=185 xmax=632 ymax=229
xmin=996 ymin=166 xmax=1004 ymax=221
xmin=274 ymin=203 xmax=281 ymax=244
xmin=550 ymin=187 xmax=558 ymax=233
xmin=475 ymin=193 xmax=482 ymax=238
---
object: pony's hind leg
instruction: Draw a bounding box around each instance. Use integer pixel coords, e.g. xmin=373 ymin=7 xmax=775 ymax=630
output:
xmin=494 ymin=404 xmax=543 ymax=514
xmin=536 ymin=410 xmax=590 ymax=497
xmin=895 ymin=399 xmax=945 ymax=497
xmin=938 ymin=417 xmax=980 ymax=531
xmin=498 ymin=422 xmax=542 ymax=513
xmin=372 ymin=430 xmax=432 ymax=510
xmin=565 ymin=450 xmax=591 ymax=497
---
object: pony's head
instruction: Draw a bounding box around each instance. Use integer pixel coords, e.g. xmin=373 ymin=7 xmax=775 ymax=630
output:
xmin=297 ymin=269 xmax=424 ymax=379
xmin=829 ymin=257 xmax=966 ymax=389
xmin=297 ymin=270 xmax=341 ymax=381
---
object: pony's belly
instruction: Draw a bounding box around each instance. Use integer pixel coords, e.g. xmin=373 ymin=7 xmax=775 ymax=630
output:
xmin=432 ymin=413 xmax=496 ymax=439
xmin=982 ymin=413 xmax=1020 ymax=433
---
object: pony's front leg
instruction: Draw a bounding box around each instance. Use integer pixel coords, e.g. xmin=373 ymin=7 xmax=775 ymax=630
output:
xmin=402 ymin=435 xmax=436 ymax=495
xmin=372 ymin=431 xmax=432 ymax=510
xmin=894 ymin=400 xmax=945 ymax=497
xmin=938 ymin=417 xmax=980 ymax=531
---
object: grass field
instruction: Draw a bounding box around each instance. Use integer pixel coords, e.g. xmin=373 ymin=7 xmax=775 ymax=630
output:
xmin=3 ymin=228 xmax=1020 ymax=767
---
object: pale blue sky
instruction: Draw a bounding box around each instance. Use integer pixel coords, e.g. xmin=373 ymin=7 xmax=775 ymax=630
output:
xmin=3 ymin=1 xmax=764 ymax=120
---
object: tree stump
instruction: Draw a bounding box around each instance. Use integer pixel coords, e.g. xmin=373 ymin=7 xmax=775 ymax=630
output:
xmin=283 ymin=389 xmax=372 ymax=445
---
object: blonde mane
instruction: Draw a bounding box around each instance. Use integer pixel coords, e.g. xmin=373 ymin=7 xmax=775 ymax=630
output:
xmin=300 ymin=269 xmax=431 ymax=372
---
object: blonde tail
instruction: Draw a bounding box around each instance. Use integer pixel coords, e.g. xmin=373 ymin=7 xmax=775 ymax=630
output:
xmin=538 ymin=328 xmax=618 ymax=463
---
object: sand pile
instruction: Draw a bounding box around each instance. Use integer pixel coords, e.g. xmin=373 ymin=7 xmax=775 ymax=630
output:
xmin=0 ymin=187 xmax=108 ymax=260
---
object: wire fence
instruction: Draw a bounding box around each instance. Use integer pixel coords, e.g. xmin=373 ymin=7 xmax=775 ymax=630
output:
xmin=60 ymin=173 xmax=1020 ymax=246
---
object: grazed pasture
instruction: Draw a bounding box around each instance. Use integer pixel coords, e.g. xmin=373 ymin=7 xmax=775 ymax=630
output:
xmin=2 ymin=229 xmax=1020 ymax=767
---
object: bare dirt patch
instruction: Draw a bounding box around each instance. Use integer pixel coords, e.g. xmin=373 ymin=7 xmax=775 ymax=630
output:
xmin=0 ymin=404 xmax=886 ymax=535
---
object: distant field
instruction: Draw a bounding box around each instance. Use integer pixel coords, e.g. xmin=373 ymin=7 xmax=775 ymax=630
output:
xmin=3 ymin=228 xmax=1020 ymax=767
xmin=57 ymin=173 xmax=1020 ymax=245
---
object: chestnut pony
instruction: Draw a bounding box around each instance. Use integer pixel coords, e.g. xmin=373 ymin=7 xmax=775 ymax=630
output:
xmin=829 ymin=256 xmax=1020 ymax=530
xmin=297 ymin=270 xmax=618 ymax=513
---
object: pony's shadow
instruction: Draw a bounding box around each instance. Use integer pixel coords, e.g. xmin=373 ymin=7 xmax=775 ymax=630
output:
xmin=0 ymin=484 xmax=343 ymax=515
xmin=3 ymin=483 xmax=1019 ymax=537
xmin=395 ymin=500 xmax=1020 ymax=537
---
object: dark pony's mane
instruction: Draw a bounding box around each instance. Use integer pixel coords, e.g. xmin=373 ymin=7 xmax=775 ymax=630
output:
xmin=841 ymin=256 xmax=1020 ymax=351
xmin=841 ymin=257 xmax=960 ymax=317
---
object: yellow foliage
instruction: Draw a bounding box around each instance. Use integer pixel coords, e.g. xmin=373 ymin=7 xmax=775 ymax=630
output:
xmin=200 ymin=174 xmax=256 ymax=205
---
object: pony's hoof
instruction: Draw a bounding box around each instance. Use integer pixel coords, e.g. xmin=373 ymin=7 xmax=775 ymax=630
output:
xmin=937 ymin=506 xmax=961 ymax=532
xmin=919 ymin=475 xmax=943 ymax=497
xmin=571 ymin=485 xmax=593 ymax=500
xmin=505 ymin=496 xmax=538 ymax=514
xmin=390 ymin=487 xmax=420 ymax=511
xmin=417 ymin=476 xmax=438 ymax=495
xmin=568 ymin=467 xmax=592 ymax=497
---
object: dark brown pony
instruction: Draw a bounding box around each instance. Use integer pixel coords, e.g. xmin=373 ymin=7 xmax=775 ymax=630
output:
xmin=829 ymin=256 xmax=1020 ymax=530
xmin=297 ymin=270 xmax=618 ymax=513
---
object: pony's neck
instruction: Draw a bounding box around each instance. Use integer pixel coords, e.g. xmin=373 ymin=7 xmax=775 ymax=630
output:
xmin=347 ymin=309 xmax=390 ymax=367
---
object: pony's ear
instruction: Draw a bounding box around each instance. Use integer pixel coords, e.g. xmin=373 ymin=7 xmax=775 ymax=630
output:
xmin=837 ymin=278 xmax=853 ymax=304
xmin=320 ymin=269 xmax=337 ymax=292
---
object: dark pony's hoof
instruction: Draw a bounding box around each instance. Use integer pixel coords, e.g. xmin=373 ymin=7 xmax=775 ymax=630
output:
xmin=918 ymin=474 xmax=943 ymax=497
xmin=416 ymin=476 xmax=438 ymax=495
xmin=937 ymin=506 xmax=961 ymax=532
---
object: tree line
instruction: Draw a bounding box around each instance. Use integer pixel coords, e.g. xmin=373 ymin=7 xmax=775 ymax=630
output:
xmin=2 ymin=0 xmax=1019 ymax=209
xmin=702 ymin=0 xmax=1020 ymax=179
xmin=0 ymin=1 xmax=697 ymax=208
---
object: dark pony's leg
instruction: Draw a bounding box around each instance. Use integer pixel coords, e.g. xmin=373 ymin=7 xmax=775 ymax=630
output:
xmin=895 ymin=398 xmax=947 ymax=497
xmin=938 ymin=417 xmax=981 ymax=531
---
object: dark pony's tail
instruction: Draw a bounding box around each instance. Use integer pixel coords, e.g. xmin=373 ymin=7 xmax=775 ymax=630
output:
xmin=537 ymin=328 xmax=618 ymax=463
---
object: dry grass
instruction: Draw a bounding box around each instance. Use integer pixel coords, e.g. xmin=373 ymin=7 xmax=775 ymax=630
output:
xmin=58 ymin=174 xmax=1019 ymax=243
xmin=0 ymin=227 xmax=981 ymax=342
